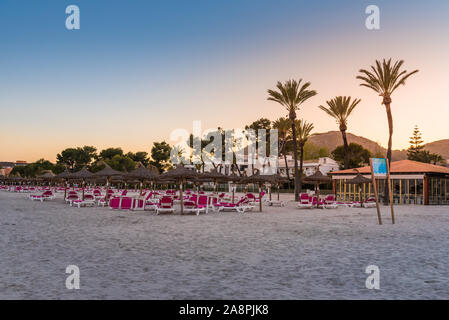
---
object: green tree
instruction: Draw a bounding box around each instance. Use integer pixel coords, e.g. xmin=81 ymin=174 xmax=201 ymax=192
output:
xmin=10 ymin=159 xmax=62 ymax=177
xmin=268 ymin=79 xmax=317 ymax=201
xmin=411 ymin=151 xmax=443 ymax=165
xmin=407 ymin=126 xmax=443 ymax=165
xmin=10 ymin=166 xmax=26 ymax=177
xmin=302 ymin=142 xmax=329 ymax=160
xmin=99 ymin=147 xmax=123 ymax=160
xmin=295 ymin=119 xmax=314 ymax=192
xmin=150 ymin=141 xmax=172 ymax=173
xmin=357 ymin=59 xmax=418 ymax=204
xmin=407 ymin=125 xmax=424 ymax=159
xmin=56 ymin=146 xmax=97 ymax=171
xmin=126 ymin=151 xmax=150 ymax=167
xmin=106 ymin=154 xmax=136 ymax=172
xmin=318 ymin=96 xmax=361 ymax=169
xmin=332 ymin=143 xmax=371 ymax=169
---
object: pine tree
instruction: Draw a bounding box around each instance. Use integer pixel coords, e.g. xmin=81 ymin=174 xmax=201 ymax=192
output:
xmin=407 ymin=126 xmax=443 ymax=164
xmin=407 ymin=125 xmax=424 ymax=160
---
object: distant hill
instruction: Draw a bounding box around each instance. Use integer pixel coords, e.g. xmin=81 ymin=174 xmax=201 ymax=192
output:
xmin=308 ymin=131 xmax=408 ymax=161
xmin=424 ymin=139 xmax=449 ymax=159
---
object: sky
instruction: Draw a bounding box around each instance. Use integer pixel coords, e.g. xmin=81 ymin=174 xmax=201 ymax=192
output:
xmin=0 ymin=0 xmax=448 ymax=162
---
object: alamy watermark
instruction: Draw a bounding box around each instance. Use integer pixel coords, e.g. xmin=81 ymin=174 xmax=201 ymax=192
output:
xmin=65 ymin=265 xmax=80 ymax=289
xmin=65 ymin=5 xmax=80 ymax=30
xmin=365 ymin=265 xmax=380 ymax=290
xmin=169 ymin=121 xmax=279 ymax=175
xmin=365 ymin=5 xmax=380 ymax=30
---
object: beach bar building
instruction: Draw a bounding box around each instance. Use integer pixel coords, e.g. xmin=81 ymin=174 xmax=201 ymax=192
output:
xmin=330 ymin=160 xmax=449 ymax=205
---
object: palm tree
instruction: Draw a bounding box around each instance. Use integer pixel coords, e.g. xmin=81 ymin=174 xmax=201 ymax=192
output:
xmin=357 ymin=59 xmax=418 ymax=203
xmin=318 ymin=96 xmax=361 ymax=169
xmin=295 ymin=119 xmax=314 ymax=192
xmin=357 ymin=59 xmax=418 ymax=166
xmin=268 ymin=80 xmax=317 ymax=201
xmin=272 ymin=117 xmax=292 ymax=181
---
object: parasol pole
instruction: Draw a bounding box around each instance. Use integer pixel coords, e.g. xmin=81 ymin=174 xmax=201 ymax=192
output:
xmin=360 ymin=184 xmax=363 ymax=207
xmin=277 ymin=183 xmax=280 ymax=201
xmin=180 ymin=179 xmax=184 ymax=215
xmin=105 ymin=177 xmax=110 ymax=202
xmin=259 ymin=183 xmax=263 ymax=212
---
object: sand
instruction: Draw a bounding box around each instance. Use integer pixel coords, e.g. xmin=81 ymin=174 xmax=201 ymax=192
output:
xmin=1 ymin=190 xmax=449 ymax=299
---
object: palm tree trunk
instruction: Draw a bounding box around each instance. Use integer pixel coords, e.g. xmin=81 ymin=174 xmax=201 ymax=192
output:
xmin=341 ymin=129 xmax=349 ymax=169
xmin=299 ymin=143 xmax=304 ymax=193
xmin=283 ymin=153 xmax=290 ymax=180
xmin=384 ymin=103 xmax=393 ymax=205
xmin=290 ymin=120 xmax=300 ymax=201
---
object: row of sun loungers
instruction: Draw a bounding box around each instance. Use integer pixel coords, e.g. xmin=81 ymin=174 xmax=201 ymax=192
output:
xmin=32 ymin=188 xmax=256 ymax=214
xmin=297 ymin=193 xmax=377 ymax=209
xmin=7 ymin=184 xmax=377 ymax=212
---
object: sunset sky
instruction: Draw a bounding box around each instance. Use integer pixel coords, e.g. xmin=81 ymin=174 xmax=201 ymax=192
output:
xmin=1 ymin=0 xmax=448 ymax=162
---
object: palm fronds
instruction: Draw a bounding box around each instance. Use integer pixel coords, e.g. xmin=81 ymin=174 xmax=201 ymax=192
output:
xmin=357 ymin=58 xmax=419 ymax=97
xmin=318 ymin=96 xmax=361 ymax=126
xmin=267 ymin=79 xmax=318 ymax=114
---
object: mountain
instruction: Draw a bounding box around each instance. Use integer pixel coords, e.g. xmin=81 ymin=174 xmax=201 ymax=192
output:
xmin=424 ymin=139 xmax=449 ymax=159
xmin=307 ymin=131 xmax=409 ymax=161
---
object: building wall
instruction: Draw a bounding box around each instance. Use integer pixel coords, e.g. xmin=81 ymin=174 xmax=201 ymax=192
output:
xmin=332 ymin=174 xmax=449 ymax=205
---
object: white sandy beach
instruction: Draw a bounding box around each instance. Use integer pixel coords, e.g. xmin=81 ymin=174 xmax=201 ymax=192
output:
xmin=1 ymin=191 xmax=449 ymax=300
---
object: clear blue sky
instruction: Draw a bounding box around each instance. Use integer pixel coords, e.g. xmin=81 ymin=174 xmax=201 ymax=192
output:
xmin=1 ymin=0 xmax=448 ymax=161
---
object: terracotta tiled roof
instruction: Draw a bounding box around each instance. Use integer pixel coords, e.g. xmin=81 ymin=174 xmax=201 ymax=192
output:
xmin=330 ymin=160 xmax=449 ymax=175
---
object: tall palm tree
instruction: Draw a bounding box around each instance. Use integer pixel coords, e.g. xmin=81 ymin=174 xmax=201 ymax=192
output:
xmin=268 ymin=80 xmax=317 ymax=201
xmin=318 ymin=96 xmax=361 ymax=169
xmin=295 ymin=119 xmax=314 ymax=192
xmin=272 ymin=117 xmax=292 ymax=181
xmin=357 ymin=59 xmax=418 ymax=203
xmin=357 ymin=59 xmax=418 ymax=166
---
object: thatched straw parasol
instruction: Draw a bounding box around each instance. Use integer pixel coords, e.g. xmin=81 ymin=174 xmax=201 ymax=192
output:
xmin=126 ymin=163 xmax=160 ymax=195
xmin=55 ymin=169 xmax=73 ymax=180
xmin=265 ymin=173 xmax=289 ymax=201
xmin=54 ymin=169 xmax=73 ymax=199
xmin=93 ymin=163 xmax=122 ymax=201
xmin=70 ymin=167 xmax=95 ymax=200
xmin=9 ymin=175 xmax=24 ymax=184
xmin=346 ymin=172 xmax=372 ymax=206
xmin=190 ymin=173 xmax=212 ymax=192
xmin=227 ymin=172 xmax=243 ymax=203
xmin=37 ymin=171 xmax=55 ymax=180
xmin=203 ymin=169 xmax=232 ymax=193
xmin=302 ymin=170 xmax=332 ymax=208
xmin=240 ymin=173 xmax=272 ymax=212
xmin=160 ymin=165 xmax=200 ymax=214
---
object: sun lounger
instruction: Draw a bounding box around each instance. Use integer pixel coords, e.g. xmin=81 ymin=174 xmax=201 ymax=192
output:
xmin=323 ymin=195 xmax=338 ymax=209
xmin=363 ymin=201 xmax=377 ymax=208
xmin=297 ymin=193 xmax=313 ymax=209
xmin=183 ymin=195 xmax=209 ymax=215
xmin=29 ymin=190 xmax=55 ymax=202
xmin=71 ymin=194 xmax=96 ymax=208
xmin=65 ymin=193 xmax=79 ymax=204
xmin=214 ymin=197 xmax=254 ymax=213
xmin=156 ymin=196 xmax=175 ymax=215
xmin=266 ymin=199 xmax=286 ymax=207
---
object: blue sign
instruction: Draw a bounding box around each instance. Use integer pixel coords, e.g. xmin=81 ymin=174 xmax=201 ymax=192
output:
xmin=371 ymin=158 xmax=387 ymax=177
